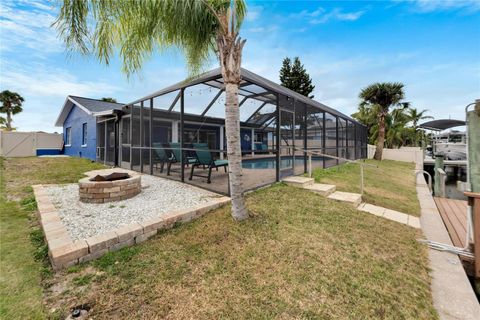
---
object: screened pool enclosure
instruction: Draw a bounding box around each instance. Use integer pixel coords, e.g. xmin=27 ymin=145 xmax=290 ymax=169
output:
xmin=96 ymin=68 xmax=367 ymax=195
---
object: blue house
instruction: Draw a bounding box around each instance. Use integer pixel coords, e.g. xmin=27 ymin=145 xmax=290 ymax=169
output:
xmin=55 ymin=96 xmax=124 ymax=160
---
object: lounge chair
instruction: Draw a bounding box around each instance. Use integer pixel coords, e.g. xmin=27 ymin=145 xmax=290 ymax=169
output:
xmin=255 ymin=142 xmax=269 ymax=154
xmin=152 ymin=142 xmax=170 ymax=173
xmin=189 ymin=143 xmax=228 ymax=183
xmin=166 ymin=142 xmax=197 ymax=175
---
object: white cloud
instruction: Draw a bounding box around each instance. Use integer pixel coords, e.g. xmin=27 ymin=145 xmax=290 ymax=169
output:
xmin=0 ymin=1 xmax=62 ymax=54
xmin=0 ymin=64 xmax=118 ymax=98
xmin=246 ymin=25 xmax=278 ymax=33
xmin=404 ymin=0 xmax=480 ymax=13
xmin=310 ymin=8 xmax=366 ymax=24
xmin=246 ymin=5 xmax=263 ymax=21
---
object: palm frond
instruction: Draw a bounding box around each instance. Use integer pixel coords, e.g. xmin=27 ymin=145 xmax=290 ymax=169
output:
xmin=53 ymin=0 xmax=247 ymax=77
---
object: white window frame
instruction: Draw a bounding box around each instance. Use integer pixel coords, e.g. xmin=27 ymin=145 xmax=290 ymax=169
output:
xmin=81 ymin=123 xmax=87 ymax=147
xmin=65 ymin=127 xmax=72 ymax=146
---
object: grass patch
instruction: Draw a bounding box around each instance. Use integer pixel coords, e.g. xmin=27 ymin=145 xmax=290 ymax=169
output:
xmin=312 ymin=159 xmax=421 ymax=215
xmin=2 ymin=157 xmax=435 ymax=318
xmin=61 ymin=184 xmax=435 ymax=319
xmin=0 ymin=157 xmax=105 ymax=319
xmin=72 ymin=274 xmax=95 ymax=287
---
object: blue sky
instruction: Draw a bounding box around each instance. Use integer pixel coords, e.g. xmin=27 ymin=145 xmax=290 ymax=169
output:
xmin=0 ymin=0 xmax=479 ymax=132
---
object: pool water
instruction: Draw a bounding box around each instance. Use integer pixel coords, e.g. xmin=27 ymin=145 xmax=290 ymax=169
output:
xmin=242 ymin=157 xmax=324 ymax=169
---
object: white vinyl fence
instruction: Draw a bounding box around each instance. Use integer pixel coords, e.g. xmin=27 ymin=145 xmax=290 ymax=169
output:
xmin=0 ymin=131 xmax=63 ymax=157
xmin=367 ymin=144 xmax=424 ymax=169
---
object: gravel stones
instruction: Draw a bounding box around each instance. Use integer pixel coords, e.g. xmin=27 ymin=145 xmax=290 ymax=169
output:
xmin=45 ymin=174 xmax=217 ymax=241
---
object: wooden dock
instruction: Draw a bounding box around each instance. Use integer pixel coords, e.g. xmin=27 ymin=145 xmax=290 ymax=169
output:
xmin=434 ymin=197 xmax=468 ymax=248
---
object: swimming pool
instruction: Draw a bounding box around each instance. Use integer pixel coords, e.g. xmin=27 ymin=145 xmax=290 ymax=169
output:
xmin=242 ymin=156 xmax=324 ymax=169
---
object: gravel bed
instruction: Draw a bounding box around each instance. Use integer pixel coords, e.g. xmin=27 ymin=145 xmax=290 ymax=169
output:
xmin=45 ymin=174 xmax=220 ymax=240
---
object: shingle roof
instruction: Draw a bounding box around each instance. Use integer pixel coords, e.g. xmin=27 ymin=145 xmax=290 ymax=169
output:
xmin=69 ymin=96 xmax=124 ymax=113
xmin=55 ymin=96 xmax=124 ymax=126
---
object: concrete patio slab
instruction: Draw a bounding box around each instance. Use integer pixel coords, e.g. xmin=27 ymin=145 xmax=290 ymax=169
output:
xmin=327 ymin=191 xmax=362 ymax=207
xmin=358 ymin=203 xmax=386 ymax=217
xmin=282 ymin=176 xmax=314 ymax=188
xmin=383 ymin=208 xmax=409 ymax=225
xmin=303 ymin=183 xmax=336 ymax=196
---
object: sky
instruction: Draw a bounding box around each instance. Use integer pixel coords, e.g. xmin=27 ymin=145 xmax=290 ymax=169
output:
xmin=0 ymin=0 xmax=479 ymax=133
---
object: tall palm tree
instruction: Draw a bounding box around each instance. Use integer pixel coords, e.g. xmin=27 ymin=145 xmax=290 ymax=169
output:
xmin=0 ymin=90 xmax=24 ymax=131
xmin=54 ymin=0 xmax=249 ymax=220
xmin=359 ymin=83 xmax=406 ymax=160
xmin=407 ymin=108 xmax=433 ymax=147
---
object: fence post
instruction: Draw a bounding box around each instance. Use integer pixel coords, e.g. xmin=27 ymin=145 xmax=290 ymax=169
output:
xmin=360 ymin=164 xmax=364 ymax=195
xmin=308 ymin=154 xmax=312 ymax=178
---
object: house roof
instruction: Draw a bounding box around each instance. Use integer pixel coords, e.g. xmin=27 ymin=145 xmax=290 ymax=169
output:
xmin=55 ymin=96 xmax=124 ymax=126
xmin=127 ymin=67 xmax=363 ymax=126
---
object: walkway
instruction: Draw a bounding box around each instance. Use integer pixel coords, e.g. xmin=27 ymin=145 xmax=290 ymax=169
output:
xmin=282 ymin=176 xmax=420 ymax=229
xmin=416 ymin=172 xmax=480 ymax=319
xmin=434 ymin=197 xmax=468 ymax=248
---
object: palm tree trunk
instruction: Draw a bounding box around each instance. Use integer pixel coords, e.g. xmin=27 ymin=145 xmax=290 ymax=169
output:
xmin=374 ymin=113 xmax=385 ymax=160
xmin=224 ymin=83 xmax=248 ymax=220
xmin=6 ymin=110 xmax=12 ymax=131
xmin=216 ymin=33 xmax=249 ymax=221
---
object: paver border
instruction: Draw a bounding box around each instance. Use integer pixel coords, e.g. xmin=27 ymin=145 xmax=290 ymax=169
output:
xmin=32 ymin=182 xmax=230 ymax=270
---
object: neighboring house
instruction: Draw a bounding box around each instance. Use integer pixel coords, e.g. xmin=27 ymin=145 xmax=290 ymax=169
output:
xmin=55 ymin=96 xmax=123 ymax=160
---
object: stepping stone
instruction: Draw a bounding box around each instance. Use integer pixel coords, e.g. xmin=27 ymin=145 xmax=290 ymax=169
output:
xmin=358 ymin=203 xmax=386 ymax=217
xmin=304 ymin=183 xmax=336 ymax=196
xmin=327 ymin=191 xmax=362 ymax=208
xmin=282 ymin=176 xmax=314 ymax=188
xmin=383 ymin=208 xmax=409 ymax=225
xmin=407 ymin=216 xmax=421 ymax=229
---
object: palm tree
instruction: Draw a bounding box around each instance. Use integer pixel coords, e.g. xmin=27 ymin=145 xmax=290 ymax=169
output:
xmin=385 ymin=108 xmax=410 ymax=148
xmin=0 ymin=90 xmax=24 ymax=131
xmin=54 ymin=0 xmax=249 ymax=220
xmin=359 ymin=83 xmax=406 ymax=160
xmin=407 ymin=108 xmax=433 ymax=147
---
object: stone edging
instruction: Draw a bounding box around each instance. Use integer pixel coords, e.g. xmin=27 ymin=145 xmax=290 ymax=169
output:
xmin=32 ymin=184 xmax=230 ymax=270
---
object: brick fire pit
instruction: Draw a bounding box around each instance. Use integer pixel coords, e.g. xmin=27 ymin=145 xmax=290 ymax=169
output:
xmin=79 ymin=169 xmax=141 ymax=203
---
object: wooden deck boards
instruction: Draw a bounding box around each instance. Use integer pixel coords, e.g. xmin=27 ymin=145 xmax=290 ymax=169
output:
xmin=434 ymin=197 xmax=468 ymax=248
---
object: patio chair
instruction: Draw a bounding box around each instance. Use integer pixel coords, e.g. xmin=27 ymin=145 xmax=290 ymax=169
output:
xmin=255 ymin=142 xmax=269 ymax=154
xmin=166 ymin=143 xmax=197 ymax=175
xmin=152 ymin=142 xmax=171 ymax=173
xmin=189 ymin=143 xmax=228 ymax=183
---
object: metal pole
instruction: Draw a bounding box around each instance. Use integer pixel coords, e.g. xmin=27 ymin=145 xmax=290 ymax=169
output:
xmin=308 ymin=154 xmax=312 ymax=178
xmin=149 ymin=98 xmax=153 ymax=175
xmin=360 ymin=164 xmax=364 ymax=195
xmin=275 ymin=94 xmax=280 ymax=182
xmin=322 ymin=112 xmax=326 ymax=169
xmin=140 ymin=101 xmax=144 ymax=173
xmin=303 ymin=103 xmax=308 ymax=174
xmin=180 ymin=89 xmax=185 ymax=182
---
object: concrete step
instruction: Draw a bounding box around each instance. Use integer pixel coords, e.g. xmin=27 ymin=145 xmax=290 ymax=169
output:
xmin=304 ymin=183 xmax=336 ymax=196
xmin=327 ymin=191 xmax=362 ymax=208
xmin=282 ymin=176 xmax=314 ymax=188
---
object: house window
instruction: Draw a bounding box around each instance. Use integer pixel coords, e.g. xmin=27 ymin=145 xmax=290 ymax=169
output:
xmin=65 ymin=127 xmax=72 ymax=146
xmin=82 ymin=123 xmax=87 ymax=146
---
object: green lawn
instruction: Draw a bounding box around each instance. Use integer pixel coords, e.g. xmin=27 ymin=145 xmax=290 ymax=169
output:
xmin=1 ymin=157 xmax=436 ymax=319
xmin=0 ymin=157 xmax=105 ymax=319
xmin=312 ymin=159 xmax=421 ymax=216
